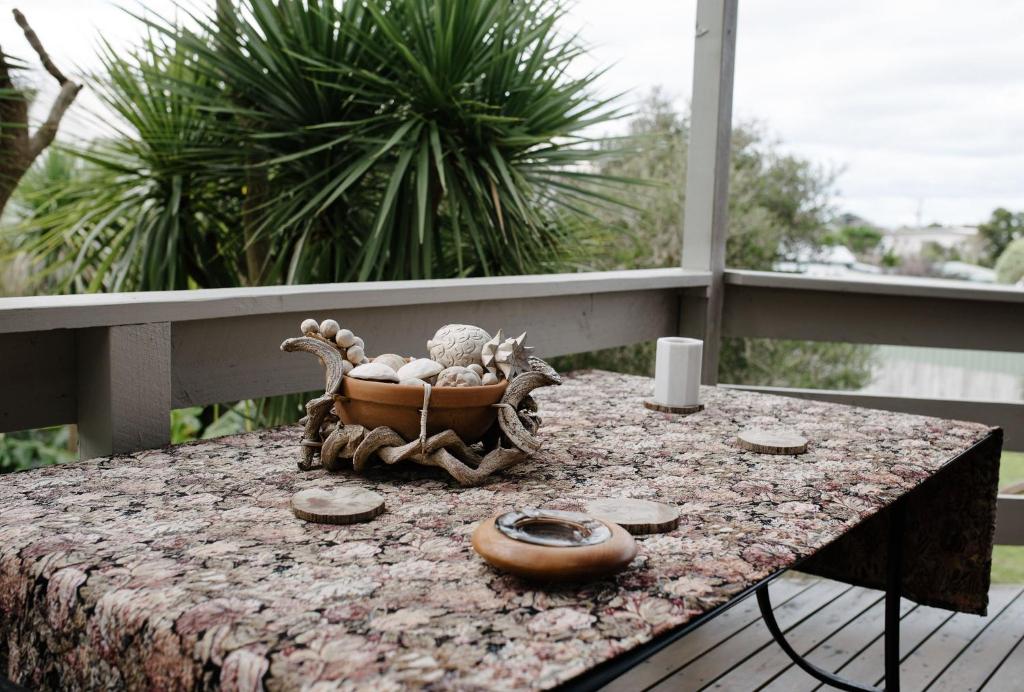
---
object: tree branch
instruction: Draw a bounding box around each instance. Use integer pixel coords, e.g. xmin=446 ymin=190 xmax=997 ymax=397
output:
xmin=12 ymin=8 xmax=70 ymax=85
xmin=29 ymin=78 xmax=81 ymax=158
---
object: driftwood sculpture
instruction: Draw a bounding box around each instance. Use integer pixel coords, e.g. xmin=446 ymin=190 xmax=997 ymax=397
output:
xmin=281 ymin=336 xmax=561 ymax=486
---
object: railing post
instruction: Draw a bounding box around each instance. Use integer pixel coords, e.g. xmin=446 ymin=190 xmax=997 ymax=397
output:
xmin=76 ymin=323 xmax=171 ymax=458
xmin=681 ymin=0 xmax=738 ymax=384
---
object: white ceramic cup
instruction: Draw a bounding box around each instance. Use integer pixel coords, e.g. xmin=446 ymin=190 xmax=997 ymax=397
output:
xmin=653 ymin=337 xmax=703 ymax=407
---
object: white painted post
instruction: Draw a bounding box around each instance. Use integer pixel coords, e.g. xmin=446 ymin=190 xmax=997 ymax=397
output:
xmin=681 ymin=0 xmax=738 ymax=384
xmin=76 ymin=323 xmax=171 ymax=458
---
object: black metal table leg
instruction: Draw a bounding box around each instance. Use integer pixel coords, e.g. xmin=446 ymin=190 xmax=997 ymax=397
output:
xmin=756 ymin=501 xmax=905 ymax=691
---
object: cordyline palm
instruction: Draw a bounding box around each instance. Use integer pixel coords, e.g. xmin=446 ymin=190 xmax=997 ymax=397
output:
xmin=17 ymin=0 xmax=632 ymax=290
xmin=172 ymin=0 xmax=631 ymax=283
xmin=15 ymin=36 xmax=242 ymax=292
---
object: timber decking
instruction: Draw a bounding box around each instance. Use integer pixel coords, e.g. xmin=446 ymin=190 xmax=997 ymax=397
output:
xmin=601 ymin=575 xmax=1024 ymax=692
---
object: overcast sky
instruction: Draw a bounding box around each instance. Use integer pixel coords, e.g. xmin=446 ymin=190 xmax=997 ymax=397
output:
xmin=3 ymin=0 xmax=1023 ymax=228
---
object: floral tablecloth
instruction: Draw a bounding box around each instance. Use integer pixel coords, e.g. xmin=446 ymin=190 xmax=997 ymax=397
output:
xmin=0 ymin=371 xmax=1000 ymax=691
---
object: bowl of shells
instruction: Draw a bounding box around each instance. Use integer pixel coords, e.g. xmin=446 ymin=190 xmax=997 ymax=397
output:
xmin=282 ymin=319 xmax=562 ymax=485
xmin=292 ymin=321 xmax=534 ymax=444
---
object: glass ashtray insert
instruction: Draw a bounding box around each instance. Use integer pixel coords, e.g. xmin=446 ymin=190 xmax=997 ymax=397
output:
xmin=495 ymin=508 xmax=612 ymax=547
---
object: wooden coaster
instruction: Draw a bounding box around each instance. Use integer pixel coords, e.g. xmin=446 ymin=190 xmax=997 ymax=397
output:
xmin=291 ymin=487 xmax=385 ymax=525
xmin=736 ymin=428 xmax=808 ymax=455
xmin=585 ymin=498 xmax=680 ymax=535
xmin=643 ymin=399 xmax=705 ymax=415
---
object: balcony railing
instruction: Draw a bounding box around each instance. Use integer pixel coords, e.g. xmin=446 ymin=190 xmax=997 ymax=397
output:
xmin=0 ymin=268 xmax=1021 ymax=544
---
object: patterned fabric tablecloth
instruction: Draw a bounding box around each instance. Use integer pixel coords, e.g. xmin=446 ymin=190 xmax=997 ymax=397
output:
xmin=0 ymin=371 xmax=1000 ymax=691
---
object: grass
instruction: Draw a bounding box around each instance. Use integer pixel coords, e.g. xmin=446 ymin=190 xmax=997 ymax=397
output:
xmin=992 ymin=451 xmax=1024 ymax=583
xmin=999 ymin=450 xmax=1024 ymax=490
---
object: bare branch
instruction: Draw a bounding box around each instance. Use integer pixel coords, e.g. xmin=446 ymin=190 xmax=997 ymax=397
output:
xmin=29 ymin=79 xmax=81 ymax=158
xmin=12 ymin=8 xmax=71 ymax=85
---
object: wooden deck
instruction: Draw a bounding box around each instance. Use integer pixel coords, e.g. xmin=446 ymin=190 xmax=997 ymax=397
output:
xmin=601 ymin=575 xmax=1024 ymax=692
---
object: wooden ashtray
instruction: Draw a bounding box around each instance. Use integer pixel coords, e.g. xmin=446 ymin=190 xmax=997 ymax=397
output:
xmin=472 ymin=509 xmax=638 ymax=581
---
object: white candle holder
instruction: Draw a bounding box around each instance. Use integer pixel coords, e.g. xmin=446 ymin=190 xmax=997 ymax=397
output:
xmin=643 ymin=337 xmax=705 ymax=414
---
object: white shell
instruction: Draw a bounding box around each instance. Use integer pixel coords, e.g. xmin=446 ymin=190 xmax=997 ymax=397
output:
xmin=468 ymin=364 xmax=484 ymax=376
xmin=373 ymin=353 xmax=407 ymax=372
xmin=335 ymin=329 xmax=356 ymax=348
xmin=347 ymin=362 xmax=399 ymax=382
xmin=397 ymin=358 xmax=444 ymax=382
xmin=426 ymin=324 xmax=491 ymax=368
xmin=400 ymin=377 xmax=429 ymax=387
xmin=341 ymin=360 xmax=354 ymax=375
xmin=300 ymin=318 xmax=319 ymax=336
xmin=319 ymin=319 xmax=340 ymax=340
xmin=435 ymin=366 xmax=482 ymax=387
xmin=346 ymin=345 xmax=367 ymax=364
xmin=353 ymin=336 xmax=365 ymax=349
xmin=481 ymin=372 xmax=499 ymax=385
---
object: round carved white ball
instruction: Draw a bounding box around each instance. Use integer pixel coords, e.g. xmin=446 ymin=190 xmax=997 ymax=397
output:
xmin=319 ymin=319 xmax=340 ymax=340
xmin=335 ymin=329 xmax=356 ymax=348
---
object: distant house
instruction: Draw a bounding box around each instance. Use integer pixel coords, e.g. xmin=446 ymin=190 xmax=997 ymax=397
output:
xmin=881 ymin=224 xmax=979 ymax=258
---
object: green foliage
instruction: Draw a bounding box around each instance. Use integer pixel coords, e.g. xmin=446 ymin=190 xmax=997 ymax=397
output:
xmin=825 ymin=225 xmax=883 ymax=256
xmin=921 ymin=240 xmax=961 ymax=264
xmin=994 ymin=237 xmax=1024 ymax=285
xmin=15 ymin=37 xmax=242 ymax=293
xmin=15 ymin=0 xmax=628 ymax=292
xmin=718 ymin=338 xmax=875 ymax=390
xmin=0 ymin=427 xmax=75 ymax=474
xmin=577 ymin=90 xmax=835 ymax=272
xmin=570 ymin=91 xmax=873 ymax=388
xmin=977 ymin=207 xmax=1024 ymax=267
xmin=550 ymin=341 xmax=656 ymax=379
xmin=171 ymin=401 xmax=257 ymax=443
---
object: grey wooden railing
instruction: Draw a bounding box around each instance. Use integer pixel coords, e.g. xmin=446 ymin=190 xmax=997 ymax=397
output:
xmin=1 ymin=0 xmax=1020 ymax=546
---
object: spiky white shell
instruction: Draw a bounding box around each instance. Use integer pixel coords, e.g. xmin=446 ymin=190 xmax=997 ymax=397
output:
xmin=397 ymin=358 xmax=444 ymax=382
xmin=319 ymin=319 xmax=340 ymax=340
xmin=426 ymin=324 xmax=492 ymax=368
xmin=300 ymin=318 xmax=319 ymax=336
xmin=347 ymin=362 xmax=399 ymax=382
xmin=373 ymin=353 xmax=407 ymax=372
xmin=436 ymin=366 xmax=482 ymax=387
xmin=335 ymin=329 xmax=356 ymax=348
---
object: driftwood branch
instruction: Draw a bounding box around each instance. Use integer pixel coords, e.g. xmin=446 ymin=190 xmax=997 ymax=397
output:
xmin=0 ymin=10 xmax=82 ymax=217
xmin=12 ymin=9 xmax=71 ymax=85
xmin=29 ymin=78 xmax=80 ymax=158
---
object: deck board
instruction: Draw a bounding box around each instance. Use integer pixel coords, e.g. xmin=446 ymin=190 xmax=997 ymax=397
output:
xmin=828 ymin=599 xmax=953 ymax=689
xmin=600 ymin=577 xmax=1024 ymax=692
xmin=647 ymin=580 xmax=851 ymax=690
xmin=706 ymin=584 xmax=886 ymax=690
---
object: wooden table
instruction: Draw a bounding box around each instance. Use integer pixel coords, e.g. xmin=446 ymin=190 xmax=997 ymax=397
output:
xmin=0 ymin=371 xmax=1000 ymax=691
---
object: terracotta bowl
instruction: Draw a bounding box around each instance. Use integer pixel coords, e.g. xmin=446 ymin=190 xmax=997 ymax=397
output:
xmin=336 ymin=376 xmax=509 ymax=443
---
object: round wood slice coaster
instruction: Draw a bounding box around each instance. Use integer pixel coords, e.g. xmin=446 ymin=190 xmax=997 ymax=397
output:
xmin=736 ymin=428 xmax=808 ymax=455
xmin=643 ymin=399 xmax=705 ymax=415
xmin=585 ymin=498 xmax=681 ymax=535
xmin=291 ymin=487 xmax=385 ymax=525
